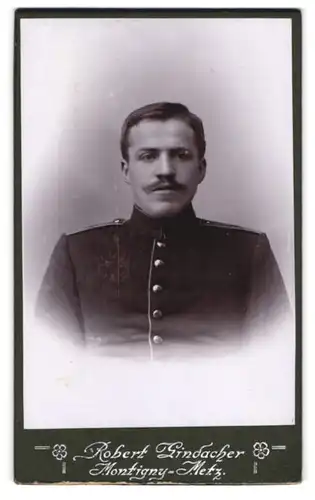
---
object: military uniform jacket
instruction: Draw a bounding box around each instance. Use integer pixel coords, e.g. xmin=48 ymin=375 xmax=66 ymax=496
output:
xmin=36 ymin=204 xmax=289 ymax=353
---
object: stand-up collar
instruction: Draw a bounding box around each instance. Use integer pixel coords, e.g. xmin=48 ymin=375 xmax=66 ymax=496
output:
xmin=127 ymin=203 xmax=198 ymax=237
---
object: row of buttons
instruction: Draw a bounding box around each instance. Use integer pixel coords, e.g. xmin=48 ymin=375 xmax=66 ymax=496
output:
xmin=151 ymin=241 xmax=166 ymax=345
xmin=152 ymin=241 xmax=165 ymax=323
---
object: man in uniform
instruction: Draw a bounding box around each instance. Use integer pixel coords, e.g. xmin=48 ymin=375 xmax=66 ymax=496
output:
xmin=36 ymin=102 xmax=290 ymax=357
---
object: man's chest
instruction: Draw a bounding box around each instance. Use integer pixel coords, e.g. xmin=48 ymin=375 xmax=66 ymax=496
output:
xmin=70 ymin=231 xmax=251 ymax=322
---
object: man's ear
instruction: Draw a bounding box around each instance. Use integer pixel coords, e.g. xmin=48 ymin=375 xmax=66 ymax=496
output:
xmin=198 ymin=157 xmax=207 ymax=184
xmin=121 ymin=159 xmax=131 ymax=185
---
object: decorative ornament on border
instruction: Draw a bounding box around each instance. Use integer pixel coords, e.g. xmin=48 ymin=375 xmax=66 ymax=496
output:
xmin=252 ymin=442 xmax=270 ymax=460
xmin=52 ymin=444 xmax=68 ymax=461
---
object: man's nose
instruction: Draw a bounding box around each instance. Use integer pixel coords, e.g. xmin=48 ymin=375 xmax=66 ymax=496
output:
xmin=156 ymin=152 xmax=176 ymax=177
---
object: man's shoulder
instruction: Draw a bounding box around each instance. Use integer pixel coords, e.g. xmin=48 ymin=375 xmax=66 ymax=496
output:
xmin=67 ymin=218 xmax=126 ymax=237
xmin=67 ymin=218 xmax=127 ymax=239
xmin=197 ymin=218 xmax=265 ymax=238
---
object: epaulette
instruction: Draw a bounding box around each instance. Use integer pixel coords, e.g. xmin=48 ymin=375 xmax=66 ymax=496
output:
xmin=69 ymin=218 xmax=126 ymax=236
xmin=198 ymin=218 xmax=263 ymax=235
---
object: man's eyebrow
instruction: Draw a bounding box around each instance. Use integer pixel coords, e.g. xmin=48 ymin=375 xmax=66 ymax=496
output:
xmin=170 ymin=147 xmax=192 ymax=151
xmin=137 ymin=147 xmax=158 ymax=151
xmin=136 ymin=147 xmax=192 ymax=152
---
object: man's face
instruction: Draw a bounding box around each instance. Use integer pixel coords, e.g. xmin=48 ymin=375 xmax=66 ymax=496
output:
xmin=121 ymin=118 xmax=206 ymax=218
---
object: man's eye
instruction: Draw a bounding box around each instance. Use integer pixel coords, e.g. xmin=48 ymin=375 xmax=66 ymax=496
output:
xmin=176 ymin=150 xmax=192 ymax=160
xmin=139 ymin=152 xmax=157 ymax=161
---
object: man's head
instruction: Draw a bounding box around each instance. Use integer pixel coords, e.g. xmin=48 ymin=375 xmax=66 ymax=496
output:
xmin=120 ymin=102 xmax=207 ymax=218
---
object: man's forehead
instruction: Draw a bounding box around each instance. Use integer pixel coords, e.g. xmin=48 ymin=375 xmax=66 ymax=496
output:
xmin=128 ymin=118 xmax=196 ymax=149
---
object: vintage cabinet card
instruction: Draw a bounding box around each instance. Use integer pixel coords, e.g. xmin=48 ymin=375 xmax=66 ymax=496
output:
xmin=14 ymin=8 xmax=302 ymax=485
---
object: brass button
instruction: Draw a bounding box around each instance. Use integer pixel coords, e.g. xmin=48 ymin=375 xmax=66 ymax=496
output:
xmin=153 ymin=335 xmax=163 ymax=344
xmin=157 ymin=241 xmax=166 ymax=248
xmin=152 ymin=309 xmax=163 ymax=319
xmin=152 ymin=284 xmax=162 ymax=293
xmin=154 ymin=259 xmax=164 ymax=268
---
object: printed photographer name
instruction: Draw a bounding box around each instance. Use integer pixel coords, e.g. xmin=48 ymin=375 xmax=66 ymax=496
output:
xmin=73 ymin=441 xmax=244 ymax=461
xmin=73 ymin=441 xmax=245 ymax=481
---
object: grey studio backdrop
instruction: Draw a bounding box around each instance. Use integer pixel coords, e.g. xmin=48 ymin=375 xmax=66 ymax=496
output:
xmin=20 ymin=17 xmax=296 ymax=429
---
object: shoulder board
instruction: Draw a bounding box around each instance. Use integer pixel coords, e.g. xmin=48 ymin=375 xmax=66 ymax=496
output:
xmin=198 ymin=218 xmax=263 ymax=235
xmin=69 ymin=218 xmax=126 ymax=236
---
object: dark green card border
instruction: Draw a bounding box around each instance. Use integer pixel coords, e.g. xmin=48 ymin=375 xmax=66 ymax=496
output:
xmin=14 ymin=8 xmax=302 ymax=485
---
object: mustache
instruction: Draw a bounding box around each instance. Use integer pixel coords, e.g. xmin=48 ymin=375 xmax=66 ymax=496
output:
xmin=147 ymin=181 xmax=185 ymax=193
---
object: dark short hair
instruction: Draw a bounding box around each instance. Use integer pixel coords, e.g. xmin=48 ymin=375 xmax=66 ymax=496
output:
xmin=120 ymin=102 xmax=206 ymax=161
